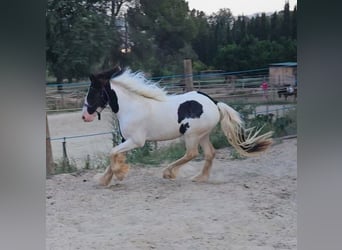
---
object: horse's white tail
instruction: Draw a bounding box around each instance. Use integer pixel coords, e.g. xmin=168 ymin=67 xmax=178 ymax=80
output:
xmin=217 ymin=102 xmax=273 ymax=157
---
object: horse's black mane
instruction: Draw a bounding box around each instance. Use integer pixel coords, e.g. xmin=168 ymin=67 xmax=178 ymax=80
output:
xmin=92 ymin=66 xmax=123 ymax=81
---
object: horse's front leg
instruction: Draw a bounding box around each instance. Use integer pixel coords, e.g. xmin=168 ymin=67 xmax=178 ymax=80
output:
xmin=98 ymin=138 xmax=143 ymax=186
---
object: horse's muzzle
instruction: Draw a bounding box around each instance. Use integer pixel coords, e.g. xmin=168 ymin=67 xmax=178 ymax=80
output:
xmin=82 ymin=112 xmax=96 ymax=122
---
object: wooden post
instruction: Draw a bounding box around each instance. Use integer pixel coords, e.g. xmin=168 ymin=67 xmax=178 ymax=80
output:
xmin=60 ymin=91 xmax=64 ymax=110
xmin=183 ymin=59 xmax=193 ymax=92
xmin=46 ymin=114 xmax=54 ymax=176
xmin=62 ymin=137 xmax=69 ymax=168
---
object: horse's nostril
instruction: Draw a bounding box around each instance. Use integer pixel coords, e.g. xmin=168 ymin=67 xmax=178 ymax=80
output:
xmin=82 ymin=115 xmax=85 ymax=120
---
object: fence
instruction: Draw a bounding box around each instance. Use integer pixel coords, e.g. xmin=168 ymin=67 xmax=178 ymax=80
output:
xmin=46 ymin=67 xmax=297 ymax=170
xmin=46 ymin=67 xmax=297 ymax=113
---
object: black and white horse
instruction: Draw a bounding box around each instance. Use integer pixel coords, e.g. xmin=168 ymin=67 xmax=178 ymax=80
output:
xmin=82 ymin=67 xmax=273 ymax=186
xmin=277 ymin=85 xmax=297 ymax=100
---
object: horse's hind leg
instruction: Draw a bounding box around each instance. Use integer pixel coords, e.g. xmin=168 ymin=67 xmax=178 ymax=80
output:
xmin=192 ymin=134 xmax=215 ymax=182
xmin=162 ymin=137 xmax=199 ymax=179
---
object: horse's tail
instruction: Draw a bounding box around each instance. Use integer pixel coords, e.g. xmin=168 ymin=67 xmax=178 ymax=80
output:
xmin=217 ymin=102 xmax=273 ymax=157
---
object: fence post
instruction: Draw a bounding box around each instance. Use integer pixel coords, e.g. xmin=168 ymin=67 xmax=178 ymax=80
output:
xmin=46 ymin=115 xmax=55 ymax=176
xmin=62 ymin=137 xmax=69 ymax=168
xmin=85 ymin=154 xmax=91 ymax=169
xmin=60 ymin=91 xmax=65 ymax=110
xmin=183 ymin=59 xmax=193 ymax=92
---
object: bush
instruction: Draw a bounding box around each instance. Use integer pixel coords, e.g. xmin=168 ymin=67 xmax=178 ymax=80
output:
xmin=249 ymin=108 xmax=296 ymax=138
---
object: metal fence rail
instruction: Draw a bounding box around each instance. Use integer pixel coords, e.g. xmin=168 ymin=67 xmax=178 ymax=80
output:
xmin=46 ymin=77 xmax=296 ymax=113
xmin=49 ymin=105 xmax=296 ymax=142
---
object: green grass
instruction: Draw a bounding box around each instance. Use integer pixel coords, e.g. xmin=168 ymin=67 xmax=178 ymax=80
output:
xmin=210 ymin=125 xmax=230 ymax=149
xmin=54 ymin=158 xmax=78 ymax=174
xmin=127 ymin=141 xmax=186 ymax=166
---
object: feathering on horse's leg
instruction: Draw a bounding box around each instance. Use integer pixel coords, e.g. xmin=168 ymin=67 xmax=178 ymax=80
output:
xmin=110 ymin=138 xmax=145 ymax=181
xmin=192 ymin=134 xmax=216 ymax=182
xmin=98 ymin=138 xmax=143 ymax=186
xmin=162 ymin=136 xmax=199 ymax=180
xmin=96 ymin=166 xmax=114 ymax=186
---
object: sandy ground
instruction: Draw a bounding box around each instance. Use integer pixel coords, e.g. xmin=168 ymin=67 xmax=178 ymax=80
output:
xmin=46 ymin=135 xmax=297 ymax=250
xmin=48 ymin=110 xmax=116 ymax=167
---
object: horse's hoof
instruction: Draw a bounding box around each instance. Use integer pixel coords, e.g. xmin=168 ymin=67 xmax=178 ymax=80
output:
xmin=192 ymin=174 xmax=209 ymax=183
xmin=113 ymin=163 xmax=130 ymax=181
xmin=97 ymin=174 xmax=111 ymax=186
xmin=162 ymin=168 xmax=176 ymax=179
xmin=114 ymin=172 xmax=126 ymax=181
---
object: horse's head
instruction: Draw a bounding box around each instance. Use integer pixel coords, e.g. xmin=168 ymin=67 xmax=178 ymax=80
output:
xmin=82 ymin=67 xmax=121 ymax=122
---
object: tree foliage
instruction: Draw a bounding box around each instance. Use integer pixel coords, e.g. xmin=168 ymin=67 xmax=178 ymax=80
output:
xmin=125 ymin=0 xmax=198 ymax=75
xmin=46 ymin=0 xmax=126 ymax=82
xmin=46 ymin=1 xmax=297 ymax=81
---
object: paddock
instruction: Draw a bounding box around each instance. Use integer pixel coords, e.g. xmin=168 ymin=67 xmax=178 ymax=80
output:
xmin=46 ymin=69 xmax=296 ymax=249
xmin=47 ymin=108 xmax=296 ymax=250
xmin=46 ymin=137 xmax=296 ymax=249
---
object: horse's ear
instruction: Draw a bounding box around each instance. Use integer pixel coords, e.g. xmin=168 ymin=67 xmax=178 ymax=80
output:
xmin=89 ymin=74 xmax=96 ymax=82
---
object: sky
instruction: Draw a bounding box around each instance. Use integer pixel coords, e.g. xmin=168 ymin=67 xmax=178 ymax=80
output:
xmin=186 ymin=0 xmax=297 ymax=16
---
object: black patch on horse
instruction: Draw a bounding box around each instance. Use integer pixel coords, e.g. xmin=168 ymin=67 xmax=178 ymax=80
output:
xmin=104 ymin=83 xmax=119 ymax=113
xmin=197 ymin=91 xmax=218 ymax=104
xmin=177 ymin=100 xmax=203 ymax=123
xmin=179 ymin=122 xmax=190 ymax=134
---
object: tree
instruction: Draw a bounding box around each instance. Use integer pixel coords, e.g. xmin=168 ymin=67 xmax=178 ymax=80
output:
xmin=46 ymin=0 xmax=297 ymax=80
xmin=210 ymin=8 xmax=234 ymax=48
xmin=232 ymin=15 xmax=247 ymax=44
xmin=291 ymin=5 xmax=297 ymax=40
xmin=126 ymin=0 xmax=198 ymax=75
xmin=190 ymin=10 xmax=215 ymax=67
xmin=270 ymin=11 xmax=281 ymax=41
xmin=259 ymin=13 xmax=270 ymax=40
xmin=46 ymin=0 xmax=122 ymax=82
xmin=282 ymin=1 xmax=291 ymax=38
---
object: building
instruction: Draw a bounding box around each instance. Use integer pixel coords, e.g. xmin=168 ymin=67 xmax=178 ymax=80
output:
xmin=269 ymin=62 xmax=297 ymax=87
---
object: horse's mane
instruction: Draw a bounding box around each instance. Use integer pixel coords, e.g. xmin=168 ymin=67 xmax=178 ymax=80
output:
xmin=110 ymin=68 xmax=168 ymax=101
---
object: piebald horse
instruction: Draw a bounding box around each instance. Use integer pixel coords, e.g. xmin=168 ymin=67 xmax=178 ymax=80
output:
xmin=82 ymin=67 xmax=273 ymax=186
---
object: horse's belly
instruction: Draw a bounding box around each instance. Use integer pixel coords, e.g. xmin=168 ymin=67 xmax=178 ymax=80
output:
xmin=145 ymin=118 xmax=181 ymax=141
xmin=145 ymin=105 xmax=220 ymax=141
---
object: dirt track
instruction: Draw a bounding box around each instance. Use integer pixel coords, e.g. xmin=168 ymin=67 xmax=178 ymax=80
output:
xmin=46 ymin=138 xmax=297 ymax=250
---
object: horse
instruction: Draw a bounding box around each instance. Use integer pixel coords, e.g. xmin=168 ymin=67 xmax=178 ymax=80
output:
xmin=277 ymin=85 xmax=297 ymax=101
xmin=82 ymin=67 xmax=273 ymax=186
